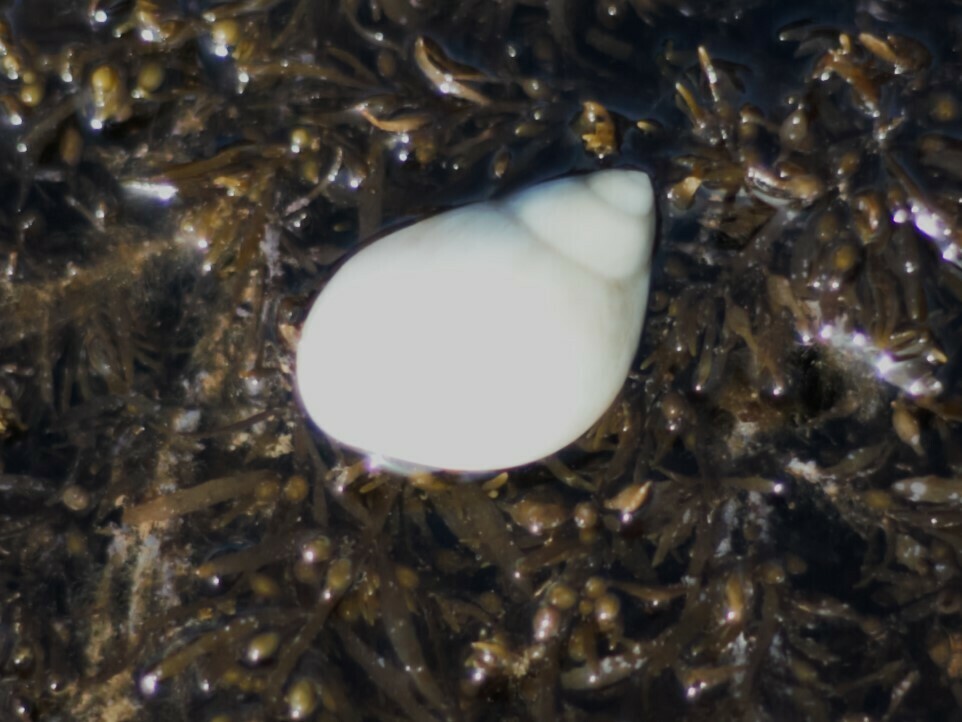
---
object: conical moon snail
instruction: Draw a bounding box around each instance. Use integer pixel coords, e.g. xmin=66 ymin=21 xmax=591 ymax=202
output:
xmin=296 ymin=168 xmax=656 ymax=473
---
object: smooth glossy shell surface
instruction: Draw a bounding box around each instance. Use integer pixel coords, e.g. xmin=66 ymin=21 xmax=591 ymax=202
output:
xmin=296 ymin=169 xmax=656 ymax=472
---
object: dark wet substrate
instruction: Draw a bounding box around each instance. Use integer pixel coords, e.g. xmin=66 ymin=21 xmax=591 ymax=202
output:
xmin=2 ymin=1 xmax=962 ymax=720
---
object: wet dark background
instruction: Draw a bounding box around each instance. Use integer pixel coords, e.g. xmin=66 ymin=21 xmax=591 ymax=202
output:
xmin=2 ymin=0 xmax=962 ymax=720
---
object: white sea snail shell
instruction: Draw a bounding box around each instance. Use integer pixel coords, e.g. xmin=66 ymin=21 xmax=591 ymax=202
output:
xmin=296 ymin=168 xmax=656 ymax=473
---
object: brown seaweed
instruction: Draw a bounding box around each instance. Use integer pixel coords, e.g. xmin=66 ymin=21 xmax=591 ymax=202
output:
xmin=1 ymin=1 xmax=962 ymax=721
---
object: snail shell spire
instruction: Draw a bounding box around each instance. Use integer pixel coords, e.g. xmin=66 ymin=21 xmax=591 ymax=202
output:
xmin=502 ymin=169 xmax=655 ymax=281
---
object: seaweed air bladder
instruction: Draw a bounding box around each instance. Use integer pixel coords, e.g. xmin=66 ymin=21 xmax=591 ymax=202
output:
xmin=296 ymin=169 xmax=656 ymax=472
